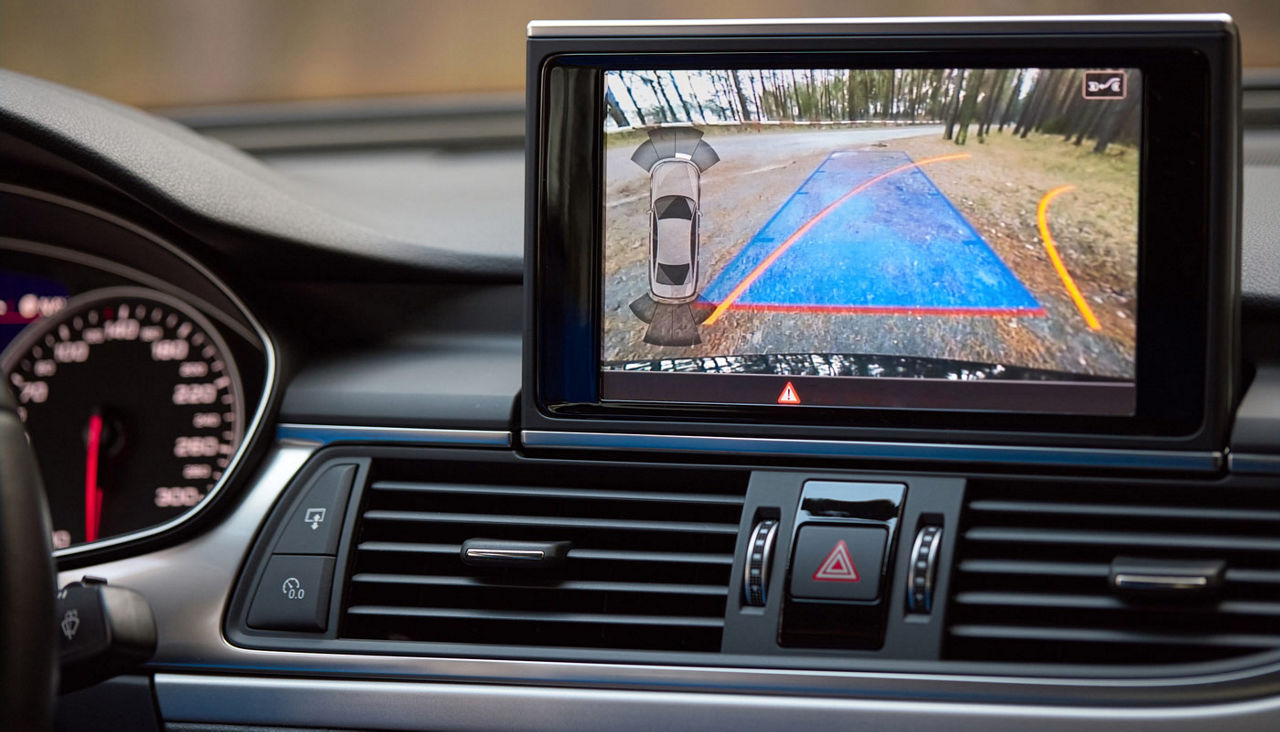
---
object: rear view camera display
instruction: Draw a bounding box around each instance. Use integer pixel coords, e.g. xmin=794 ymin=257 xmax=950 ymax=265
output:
xmin=600 ymin=67 xmax=1141 ymax=415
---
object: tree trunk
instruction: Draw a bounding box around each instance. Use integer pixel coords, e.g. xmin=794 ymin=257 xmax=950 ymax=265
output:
xmin=604 ymin=87 xmax=630 ymax=127
xmin=728 ymin=71 xmax=752 ymax=123
xmin=978 ymin=69 xmax=1008 ymax=139
xmin=927 ymin=69 xmax=947 ymax=121
xmin=621 ymin=73 xmax=647 ymax=126
xmin=943 ymin=69 xmax=967 ymax=140
xmin=954 ymin=69 xmax=985 ymax=145
xmin=1094 ymin=95 xmax=1140 ymax=153
xmin=999 ymin=68 xmax=1025 ymax=131
xmin=1016 ymin=69 xmax=1054 ymax=138
xmin=649 ymin=76 xmax=679 ymax=122
xmin=1071 ymin=100 xmax=1104 ymax=145
xmin=666 ymin=72 xmax=694 ymax=122
xmin=750 ymin=71 xmax=764 ymax=122
xmin=845 ymin=70 xmax=856 ymax=120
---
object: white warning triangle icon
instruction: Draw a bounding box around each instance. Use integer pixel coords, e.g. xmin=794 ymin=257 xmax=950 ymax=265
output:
xmin=812 ymin=539 xmax=860 ymax=582
xmin=777 ymin=381 xmax=801 ymax=405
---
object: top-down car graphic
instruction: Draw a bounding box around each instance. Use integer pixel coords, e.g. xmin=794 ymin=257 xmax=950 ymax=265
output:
xmin=648 ymin=158 xmax=702 ymax=303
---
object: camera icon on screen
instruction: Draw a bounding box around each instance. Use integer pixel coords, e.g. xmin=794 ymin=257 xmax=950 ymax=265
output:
xmin=1083 ymin=70 xmax=1127 ymax=99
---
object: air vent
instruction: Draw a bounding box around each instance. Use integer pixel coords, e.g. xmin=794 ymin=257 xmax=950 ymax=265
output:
xmin=340 ymin=459 xmax=747 ymax=653
xmin=945 ymin=481 xmax=1280 ymax=665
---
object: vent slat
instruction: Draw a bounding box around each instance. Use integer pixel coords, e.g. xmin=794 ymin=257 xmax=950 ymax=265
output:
xmin=967 ymin=500 xmax=1280 ymax=524
xmin=362 ymin=509 xmax=739 ymax=535
xmin=569 ymin=549 xmax=734 ymax=565
xmin=371 ymin=481 xmax=745 ymax=506
xmin=948 ymin=624 xmax=1280 ymax=650
xmin=347 ymin=605 xmax=725 ymax=628
xmin=342 ymin=461 xmax=747 ymax=653
xmin=355 ymin=542 xmax=734 ymax=566
xmin=963 ymin=527 xmax=1280 ymax=554
xmin=956 ymin=559 xmax=1110 ymax=578
xmin=946 ymin=480 xmax=1280 ymax=666
xmin=953 ymin=591 xmax=1280 ymax=616
xmin=351 ymin=573 xmax=728 ymax=597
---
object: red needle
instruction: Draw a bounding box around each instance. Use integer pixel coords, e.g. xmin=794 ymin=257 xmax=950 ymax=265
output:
xmin=85 ymin=413 xmax=104 ymax=542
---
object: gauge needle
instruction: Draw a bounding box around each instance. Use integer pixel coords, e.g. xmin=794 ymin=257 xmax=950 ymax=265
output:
xmin=84 ymin=412 xmax=104 ymax=542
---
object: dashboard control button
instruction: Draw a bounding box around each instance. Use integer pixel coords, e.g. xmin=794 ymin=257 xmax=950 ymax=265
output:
xmin=274 ymin=464 xmax=356 ymax=555
xmin=906 ymin=525 xmax=943 ymax=613
xmin=247 ymin=555 xmax=334 ymax=632
xmin=743 ymin=519 xmax=780 ymax=606
xmin=790 ymin=525 xmax=887 ymax=602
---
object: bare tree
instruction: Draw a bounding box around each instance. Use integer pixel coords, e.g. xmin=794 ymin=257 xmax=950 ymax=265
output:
xmin=953 ymin=69 xmax=986 ymax=144
xmin=1093 ymin=94 xmax=1140 ymax=153
xmin=604 ymin=86 xmax=630 ymax=127
xmin=998 ymin=68 xmax=1025 ymax=131
xmin=732 ymin=70 xmax=747 ymax=122
xmin=749 ymin=71 xmax=765 ymax=121
xmin=665 ymin=72 xmax=695 ymax=122
xmin=650 ymin=73 xmax=680 ymax=121
xmin=943 ymin=69 xmax=967 ymax=140
xmin=977 ymin=69 xmax=1008 ymax=139
xmin=620 ymin=72 xmax=647 ymax=126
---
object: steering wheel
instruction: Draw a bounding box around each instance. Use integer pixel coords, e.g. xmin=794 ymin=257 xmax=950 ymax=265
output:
xmin=0 ymin=385 xmax=57 ymax=729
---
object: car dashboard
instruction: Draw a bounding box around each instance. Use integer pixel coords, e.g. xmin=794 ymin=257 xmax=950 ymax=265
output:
xmin=3 ymin=18 xmax=1280 ymax=731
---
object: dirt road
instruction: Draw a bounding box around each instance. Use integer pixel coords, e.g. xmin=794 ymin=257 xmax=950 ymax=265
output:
xmin=602 ymin=124 xmax=1137 ymax=380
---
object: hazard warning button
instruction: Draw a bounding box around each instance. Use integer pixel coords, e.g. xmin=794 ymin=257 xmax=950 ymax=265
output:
xmin=789 ymin=525 xmax=887 ymax=601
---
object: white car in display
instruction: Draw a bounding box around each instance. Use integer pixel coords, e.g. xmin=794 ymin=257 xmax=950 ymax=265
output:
xmin=647 ymin=158 xmax=701 ymax=303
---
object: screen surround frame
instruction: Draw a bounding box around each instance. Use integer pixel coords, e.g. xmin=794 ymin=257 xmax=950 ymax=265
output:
xmin=524 ymin=18 xmax=1239 ymax=452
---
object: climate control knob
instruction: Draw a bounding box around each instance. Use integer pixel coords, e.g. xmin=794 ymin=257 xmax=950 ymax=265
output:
xmin=743 ymin=519 xmax=780 ymax=606
xmin=906 ymin=525 xmax=943 ymax=613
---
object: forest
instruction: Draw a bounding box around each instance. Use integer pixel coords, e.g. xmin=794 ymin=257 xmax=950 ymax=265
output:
xmin=606 ymin=68 xmax=1140 ymax=153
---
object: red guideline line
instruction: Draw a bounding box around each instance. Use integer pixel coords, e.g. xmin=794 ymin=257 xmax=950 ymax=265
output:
xmin=84 ymin=412 xmax=103 ymax=542
xmin=708 ymin=303 xmax=1045 ymax=317
xmin=703 ymin=152 xmax=972 ymax=326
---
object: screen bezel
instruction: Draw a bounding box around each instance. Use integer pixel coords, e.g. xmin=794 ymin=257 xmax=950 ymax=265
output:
xmin=528 ymin=31 xmax=1236 ymax=447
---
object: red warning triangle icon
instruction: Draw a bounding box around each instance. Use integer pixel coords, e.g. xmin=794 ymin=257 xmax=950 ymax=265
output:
xmin=777 ymin=381 xmax=801 ymax=405
xmin=812 ymin=539 xmax=860 ymax=582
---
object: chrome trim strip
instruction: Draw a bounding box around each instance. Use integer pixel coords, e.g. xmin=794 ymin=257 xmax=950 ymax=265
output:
xmin=521 ymin=431 xmax=1222 ymax=472
xmin=1113 ymin=574 xmax=1209 ymax=591
xmin=154 ymin=673 xmax=1280 ymax=731
xmin=466 ymin=548 xmax=545 ymax=560
xmin=528 ymin=14 xmax=1234 ymax=38
xmin=0 ymin=185 xmax=279 ymax=560
xmin=276 ymin=423 xmax=511 ymax=448
xmin=1227 ymin=454 xmax=1280 ymax=475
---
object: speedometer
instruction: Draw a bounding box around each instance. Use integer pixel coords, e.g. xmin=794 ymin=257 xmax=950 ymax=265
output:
xmin=2 ymin=286 xmax=244 ymax=549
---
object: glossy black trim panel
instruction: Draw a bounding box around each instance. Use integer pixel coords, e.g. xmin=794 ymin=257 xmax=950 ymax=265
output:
xmin=521 ymin=430 xmax=1222 ymax=472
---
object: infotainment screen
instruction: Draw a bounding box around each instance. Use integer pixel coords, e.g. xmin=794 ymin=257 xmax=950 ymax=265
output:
xmin=600 ymin=66 xmax=1141 ymax=415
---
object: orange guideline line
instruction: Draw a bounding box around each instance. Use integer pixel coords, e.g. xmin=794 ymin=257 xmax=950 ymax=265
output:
xmin=703 ymin=153 xmax=972 ymax=326
xmin=1036 ymin=185 xmax=1101 ymax=331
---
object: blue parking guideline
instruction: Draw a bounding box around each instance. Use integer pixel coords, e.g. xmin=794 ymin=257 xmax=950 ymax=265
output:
xmin=700 ymin=150 xmax=1042 ymax=315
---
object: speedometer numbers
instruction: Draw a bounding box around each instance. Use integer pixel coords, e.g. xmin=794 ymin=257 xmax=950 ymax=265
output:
xmin=2 ymin=287 xmax=244 ymax=549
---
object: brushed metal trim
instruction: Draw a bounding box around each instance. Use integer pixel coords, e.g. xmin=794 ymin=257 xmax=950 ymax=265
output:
xmin=466 ymin=548 xmax=545 ymax=560
xmin=527 ymin=14 xmax=1235 ymax=38
xmin=1227 ymin=453 xmax=1280 ymax=474
xmin=276 ymin=423 xmax=511 ymax=448
xmin=0 ymin=185 xmax=279 ymax=559
xmin=154 ymin=673 xmax=1280 ymax=731
xmin=520 ymin=431 xmax=1222 ymax=472
xmin=1113 ymin=574 xmax=1210 ymax=591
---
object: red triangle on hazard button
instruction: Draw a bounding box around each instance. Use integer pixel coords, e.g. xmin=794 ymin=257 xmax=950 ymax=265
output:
xmin=812 ymin=539 xmax=860 ymax=582
xmin=777 ymin=381 xmax=801 ymax=405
